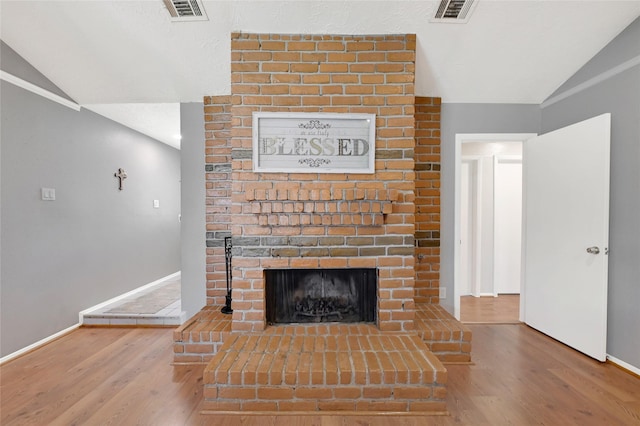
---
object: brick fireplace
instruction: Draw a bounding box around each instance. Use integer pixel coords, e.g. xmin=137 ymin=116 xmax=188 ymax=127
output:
xmin=206 ymin=32 xmax=425 ymax=333
xmin=188 ymin=32 xmax=463 ymax=413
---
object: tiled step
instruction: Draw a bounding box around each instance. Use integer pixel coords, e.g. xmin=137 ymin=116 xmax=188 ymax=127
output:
xmin=82 ymin=309 xmax=185 ymax=326
xmin=82 ymin=279 xmax=184 ymax=326
xmin=173 ymin=305 xmax=232 ymax=364
xmin=414 ymin=303 xmax=472 ymax=363
xmin=202 ymin=324 xmax=448 ymax=413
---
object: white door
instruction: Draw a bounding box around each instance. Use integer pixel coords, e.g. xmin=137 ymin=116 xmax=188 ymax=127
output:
xmin=523 ymin=113 xmax=610 ymax=361
xmin=494 ymin=158 xmax=522 ymax=294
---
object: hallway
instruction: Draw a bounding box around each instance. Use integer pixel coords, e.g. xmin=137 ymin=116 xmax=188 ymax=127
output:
xmin=460 ymin=295 xmax=520 ymax=324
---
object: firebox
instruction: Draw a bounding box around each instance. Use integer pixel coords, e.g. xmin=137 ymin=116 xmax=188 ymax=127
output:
xmin=265 ymin=268 xmax=377 ymax=324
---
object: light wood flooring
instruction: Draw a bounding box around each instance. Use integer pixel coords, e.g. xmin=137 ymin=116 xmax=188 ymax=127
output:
xmin=460 ymin=294 xmax=520 ymax=324
xmin=2 ymin=324 xmax=639 ymax=425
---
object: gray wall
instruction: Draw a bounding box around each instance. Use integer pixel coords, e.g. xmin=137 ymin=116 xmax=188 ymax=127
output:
xmin=540 ymin=17 xmax=640 ymax=369
xmin=1 ymin=55 xmax=181 ymax=357
xmin=0 ymin=41 xmax=74 ymax=102
xmin=180 ymin=102 xmax=206 ymax=320
xmin=546 ymin=17 xmax=640 ymax=99
xmin=440 ymin=104 xmax=540 ymax=313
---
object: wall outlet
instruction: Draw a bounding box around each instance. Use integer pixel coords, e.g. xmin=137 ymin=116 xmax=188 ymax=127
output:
xmin=153 ymin=199 xmax=160 ymax=208
xmin=41 ymin=187 xmax=56 ymax=201
xmin=439 ymin=287 xmax=446 ymax=299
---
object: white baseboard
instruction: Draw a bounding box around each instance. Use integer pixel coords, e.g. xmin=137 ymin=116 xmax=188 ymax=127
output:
xmin=607 ymin=354 xmax=640 ymax=376
xmin=0 ymin=323 xmax=80 ymax=365
xmin=467 ymin=293 xmax=498 ymax=298
xmin=79 ymin=271 xmax=181 ymax=322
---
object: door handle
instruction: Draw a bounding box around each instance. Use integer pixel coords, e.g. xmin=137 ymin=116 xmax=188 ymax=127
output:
xmin=586 ymin=246 xmax=600 ymax=255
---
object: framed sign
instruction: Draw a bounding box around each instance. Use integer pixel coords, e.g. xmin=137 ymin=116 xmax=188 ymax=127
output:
xmin=252 ymin=112 xmax=376 ymax=173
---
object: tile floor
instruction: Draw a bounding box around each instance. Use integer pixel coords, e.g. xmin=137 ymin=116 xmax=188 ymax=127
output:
xmin=81 ymin=274 xmax=185 ymax=326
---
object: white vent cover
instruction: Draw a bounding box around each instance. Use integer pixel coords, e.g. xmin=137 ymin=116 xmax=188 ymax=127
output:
xmin=432 ymin=0 xmax=477 ymax=23
xmin=162 ymin=0 xmax=208 ymax=22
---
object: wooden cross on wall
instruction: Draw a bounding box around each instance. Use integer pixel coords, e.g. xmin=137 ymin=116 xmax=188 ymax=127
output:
xmin=114 ymin=168 xmax=127 ymax=190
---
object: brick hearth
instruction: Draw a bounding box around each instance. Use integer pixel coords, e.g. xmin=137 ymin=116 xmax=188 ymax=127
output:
xmin=174 ymin=303 xmax=470 ymax=365
xmin=173 ymin=306 xmax=231 ymax=364
xmin=202 ymin=324 xmax=447 ymax=413
xmin=415 ymin=303 xmax=472 ymax=363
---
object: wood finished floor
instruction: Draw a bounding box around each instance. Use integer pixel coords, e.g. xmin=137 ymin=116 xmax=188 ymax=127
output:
xmin=2 ymin=324 xmax=639 ymax=425
xmin=460 ymin=294 xmax=520 ymax=324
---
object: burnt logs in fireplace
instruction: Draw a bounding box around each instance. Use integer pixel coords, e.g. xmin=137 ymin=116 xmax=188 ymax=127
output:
xmin=265 ymin=268 xmax=376 ymax=324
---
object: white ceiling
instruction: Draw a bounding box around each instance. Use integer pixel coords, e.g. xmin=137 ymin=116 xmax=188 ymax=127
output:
xmin=2 ymin=0 xmax=639 ymax=148
xmin=83 ymin=103 xmax=182 ymax=148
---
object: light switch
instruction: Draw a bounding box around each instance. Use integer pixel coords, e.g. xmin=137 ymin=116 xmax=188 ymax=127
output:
xmin=153 ymin=199 xmax=160 ymax=208
xmin=41 ymin=188 xmax=56 ymax=201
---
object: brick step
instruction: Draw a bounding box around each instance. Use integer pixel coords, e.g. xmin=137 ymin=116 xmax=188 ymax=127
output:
xmin=202 ymin=324 xmax=448 ymax=413
xmin=174 ymin=303 xmax=472 ymax=364
xmin=414 ymin=303 xmax=472 ymax=363
xmin=173 ymin=306 xmax=232 ymax=364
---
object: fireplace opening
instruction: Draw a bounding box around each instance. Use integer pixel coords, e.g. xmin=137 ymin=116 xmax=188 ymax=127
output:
xmin=265 ymin=268 xmax=377 ymax=324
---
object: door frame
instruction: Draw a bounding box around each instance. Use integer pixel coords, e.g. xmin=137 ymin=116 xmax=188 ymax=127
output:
xmin=460 ymin=157 xmax=483 ymax=297
xmin=453 ymin=133 xmax=536 ymax=320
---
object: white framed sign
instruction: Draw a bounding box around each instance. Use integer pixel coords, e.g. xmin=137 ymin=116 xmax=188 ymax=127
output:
xmin=252 ymin=112 xmax=376 ymax=173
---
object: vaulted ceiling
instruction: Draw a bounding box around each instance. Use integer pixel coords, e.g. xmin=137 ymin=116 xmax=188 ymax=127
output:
xmin=2 ymin=0 xmax=639 ymax=147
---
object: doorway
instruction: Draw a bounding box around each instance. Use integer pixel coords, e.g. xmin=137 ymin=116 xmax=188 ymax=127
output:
xmin=454 ymin=134 xmax=536 ymax=322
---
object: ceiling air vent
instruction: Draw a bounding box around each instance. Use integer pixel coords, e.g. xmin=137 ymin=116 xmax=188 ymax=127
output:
xmin=162 ymin=0 xmax=208 ymax=22
xmin=432 ymin=0 xmax=477 ymax=23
